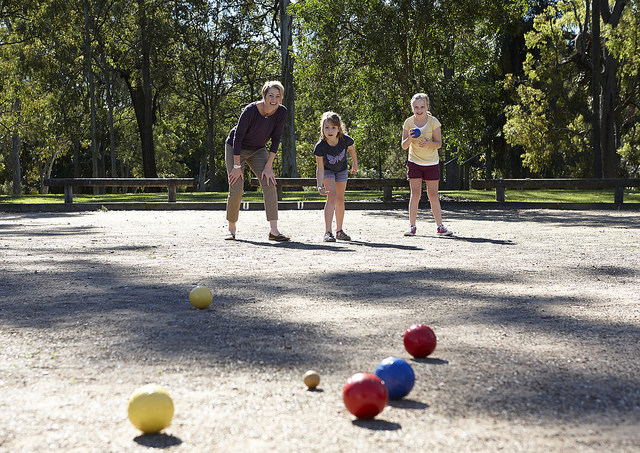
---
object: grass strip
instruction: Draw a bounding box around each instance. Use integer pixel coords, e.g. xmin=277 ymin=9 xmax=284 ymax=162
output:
xmin=1 ymin=189 xmax=638 ymax=204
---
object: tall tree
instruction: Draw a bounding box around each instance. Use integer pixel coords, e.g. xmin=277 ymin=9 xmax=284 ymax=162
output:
xmin=121 ymin=0 xmax=158 ymax=178
xmin=591 ymin=0 xmax=602 ymax=177
xmin=11 ymin=99 xmax=21 ymax=194
xmin=504 ymin=0 xmax=638 ymax=177
xmin=84 ymin=0 xmax=99 ymax=183
xmin=279 ymin=0 xmax=297 ymax=177
xmin=110 ymin=0 xmax=178 ymax=179
xmin=597 ymin=0 xmax=627 ymax=177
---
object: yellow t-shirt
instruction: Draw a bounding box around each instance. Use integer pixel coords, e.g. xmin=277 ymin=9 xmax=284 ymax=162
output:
xmin=403 ymin=115 xmax=442 ymax=166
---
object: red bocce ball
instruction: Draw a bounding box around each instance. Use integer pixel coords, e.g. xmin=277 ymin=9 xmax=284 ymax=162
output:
xmin=403 ymin=324 xmax=437 ymax=358
xmin=342 ymin=372 xmax=388 ymax=419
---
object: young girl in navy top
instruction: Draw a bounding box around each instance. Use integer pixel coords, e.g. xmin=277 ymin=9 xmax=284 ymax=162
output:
xmin=314 ymin=112 xmax=358 ymax=242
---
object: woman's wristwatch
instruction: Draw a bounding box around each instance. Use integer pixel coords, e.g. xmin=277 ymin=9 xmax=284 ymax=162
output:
xmin=233 ymin=164 xmax=241 ymax=169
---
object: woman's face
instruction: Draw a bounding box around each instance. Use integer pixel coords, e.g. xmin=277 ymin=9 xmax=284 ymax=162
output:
xmin=412 ymin=98 xmax=428 ymax=119
xmin=264 ymin=87 xmax=282 ymax=110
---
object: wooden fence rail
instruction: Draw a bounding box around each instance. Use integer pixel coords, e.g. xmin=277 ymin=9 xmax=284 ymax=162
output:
xmin=44 ymin=178 xmax=195 ymax=203
xmin=471 ymin=178 xmax=640 ymax=205
xmin=250 ymin=178 xmax=410 ymax=201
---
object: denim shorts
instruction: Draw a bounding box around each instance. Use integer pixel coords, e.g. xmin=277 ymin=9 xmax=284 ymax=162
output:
xmin=323 ymin=168 xmax=349 ymax=183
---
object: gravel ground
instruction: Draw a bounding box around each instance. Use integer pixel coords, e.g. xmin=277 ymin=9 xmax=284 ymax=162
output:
xmin=1 ymin=206 xmax=639 ymax=452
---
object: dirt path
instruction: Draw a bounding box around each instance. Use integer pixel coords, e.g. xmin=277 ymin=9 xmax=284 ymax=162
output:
xmin=1 ymin=207 xmax=639 ymax=452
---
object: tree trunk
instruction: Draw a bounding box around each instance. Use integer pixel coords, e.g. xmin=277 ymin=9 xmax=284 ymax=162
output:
xmin=280 ymin=0 xmax=298 ymax=177
xmin=84 ymin=0 xmax=98 ymax=192
xmin=595 ymin=0 xmax=626 ymax=177
xmin=73 ymin=140 xmax=81 ymax=177
xmin=199 ymin=154 xmax=207 ymax=192
xmin=207 ymin=116 xmax=217 ymax=191
xmin=591 ymin=0 xmax=602 ymax=177
xmin=106 ymin=67 xmax=117 ymax=182
xmin=11 ymin=97 xmax=21 ymax=194
xmin=141 ymin=39 xmax=157 ymax=177
xmin=11 ymin=130 xmax=21 ymax=195
xmin=600 ymin=54 xmax=619 ymax=177
xmin=123 ymin=0 xmax=158 ymax=180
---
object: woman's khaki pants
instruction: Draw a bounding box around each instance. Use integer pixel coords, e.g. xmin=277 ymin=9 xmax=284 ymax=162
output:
xmin=225 ymin=143 xmax=278 ymax=223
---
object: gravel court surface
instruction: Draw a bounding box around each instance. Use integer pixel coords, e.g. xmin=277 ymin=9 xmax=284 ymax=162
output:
xmin=0 ymin=207 xmax=639 ymax=452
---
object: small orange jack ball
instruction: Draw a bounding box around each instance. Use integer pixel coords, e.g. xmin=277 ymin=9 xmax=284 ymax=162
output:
xmin=303 ymin=370 xmax=321 ymax=389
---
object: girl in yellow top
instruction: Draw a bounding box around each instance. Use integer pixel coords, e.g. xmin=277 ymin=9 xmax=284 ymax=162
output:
xmin=401 ymin=93 xmax=453 ymax=236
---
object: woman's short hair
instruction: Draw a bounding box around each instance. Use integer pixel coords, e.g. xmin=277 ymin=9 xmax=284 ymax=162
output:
xmin=319 ymin=111 xmax=347 ymax=141
xmin=262 ymin=81 xmax=285 ymax=100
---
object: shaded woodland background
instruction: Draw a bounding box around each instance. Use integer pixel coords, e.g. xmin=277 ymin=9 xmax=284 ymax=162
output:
xmin=0 ymin=0 xmax=638 ymax=195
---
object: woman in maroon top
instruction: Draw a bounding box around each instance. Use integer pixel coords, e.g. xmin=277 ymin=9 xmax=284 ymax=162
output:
xmin=225 ymin=81 xmax=290 ymax=241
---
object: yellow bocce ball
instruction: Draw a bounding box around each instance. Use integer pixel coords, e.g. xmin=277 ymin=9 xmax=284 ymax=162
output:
xmin=189 ymin=285 xmax=213 ymax=309
xmin=128 ymin=384 xmax=174 ymax=434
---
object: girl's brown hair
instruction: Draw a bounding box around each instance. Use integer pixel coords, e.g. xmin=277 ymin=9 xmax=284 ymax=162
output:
xmin=319 ymin=111 xmax=347 ymax=141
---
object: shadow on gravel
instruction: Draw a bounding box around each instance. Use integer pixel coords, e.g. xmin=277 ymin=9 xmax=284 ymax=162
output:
xmin=442 ymin=208 xmax=640 ymax=229
xmin=234 ymin=238 xmax=423 ymax=252
xmin=3 ymin=262 xmax=639 ymax=426
xmin=352 ymin=419 xmax=402 ymax=431
xmin=133 ymin=433 xmax=182 ymax=448
xmin=363 ymin=207 xmax=640 ymax=230
xmin=442 ymin=235 xmax=515 ymax=245
xmin=411 ymin=358 xmax=448 ymax=365
xmin=387 ymin=399 xmax=429 ymax=410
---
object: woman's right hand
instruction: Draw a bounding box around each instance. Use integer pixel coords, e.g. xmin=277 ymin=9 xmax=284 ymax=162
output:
xmin=228 ymin=167 xmax=243 ymax=185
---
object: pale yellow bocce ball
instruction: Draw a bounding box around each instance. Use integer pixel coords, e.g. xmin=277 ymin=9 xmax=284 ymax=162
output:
xmin=189 ymin=285 xmax=213 ymax=309
xmin=128 ymin=384 xmax=174 ymax=434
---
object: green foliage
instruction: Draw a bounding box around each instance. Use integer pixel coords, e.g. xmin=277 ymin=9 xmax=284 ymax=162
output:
xmin=504 ymin=0 xmax=640 ymax=177
xmin=292 ymin=0 xmax=528 ymax=180
xmin=2 ymin=0 xmax=638 ymax=192
xmin=3 ymin=188 xmax=638 ymax=204
xmin=0 ymin=0 xmax=283 ymax=192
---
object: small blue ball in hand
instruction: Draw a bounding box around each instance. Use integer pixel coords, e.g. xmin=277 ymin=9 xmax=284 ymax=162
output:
xmin=411 ymin=128 xmax=420 ymax=138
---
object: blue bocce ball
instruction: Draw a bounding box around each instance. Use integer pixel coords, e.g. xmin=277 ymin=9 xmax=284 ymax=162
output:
xmin=374 ymin=357 xmax=415 ymax=400
xmin=412 ymin=128 xmax=421 ymax=138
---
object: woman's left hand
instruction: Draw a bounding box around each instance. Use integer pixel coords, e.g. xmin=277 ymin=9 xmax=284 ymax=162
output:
xmin=350 ymin=164 xmax=358 ymax=174
xmin=261 ymin=166 xmax=277 ymax=186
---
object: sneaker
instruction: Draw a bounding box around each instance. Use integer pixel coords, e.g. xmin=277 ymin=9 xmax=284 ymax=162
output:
xmin=323 ymin=231 xmax=336 ymax=242
xmin=335 ymin=230 xmax=351 ymax=241
xmin=404 ymin=225 xmax=417 ymax=236
xmin=437 ymin=224 xmax=453 ymax=236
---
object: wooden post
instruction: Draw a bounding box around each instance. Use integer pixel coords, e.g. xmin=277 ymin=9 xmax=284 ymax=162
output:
xmin=496 ymin=185 xmax=505 ymax=202
xmin=614 ymin=184 xmax=624 ymax=206
xmin=168 ymin=184 xmax=177 ymax=202
xmin=383 ymin=185 xmax=392 ymax=201
xmin=64 ymin=185 xmax=73 ymax=204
